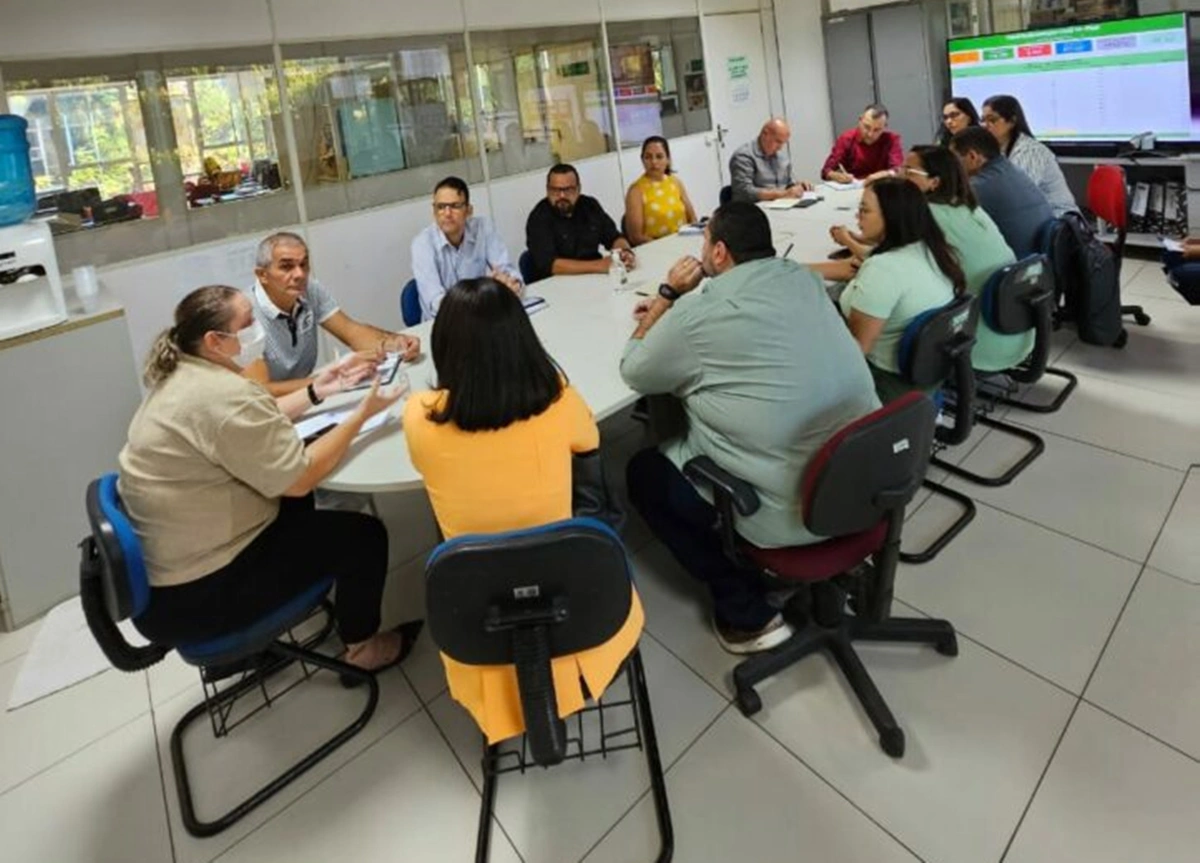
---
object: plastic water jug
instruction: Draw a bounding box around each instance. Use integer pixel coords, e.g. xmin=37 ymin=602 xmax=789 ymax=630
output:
xmin=0 ymin=115 xmax=36 ymax=227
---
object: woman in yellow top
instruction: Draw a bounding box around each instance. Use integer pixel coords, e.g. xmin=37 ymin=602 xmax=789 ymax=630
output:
xmin=403 ymin=277 xmax=644 ymax=744
xmin=624 ymin=135 xmax=697 ymax=246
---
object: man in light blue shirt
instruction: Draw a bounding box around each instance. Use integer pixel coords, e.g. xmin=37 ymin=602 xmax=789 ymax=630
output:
xmin=410 ymin=176 xmax=523 ymax=320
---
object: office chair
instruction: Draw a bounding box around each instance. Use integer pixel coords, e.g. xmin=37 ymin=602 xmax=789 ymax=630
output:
xmin=80 ymin=474 xmax=380 ymax=837
xmin=1087 ymin=165 xmax=1151 ymax=327
xmin=400 ymin=278 xmax=421 ymax=327
xmin=684 ymin=393 xmax=958 ymax=758
xmin=518 ymin=250 xmax=537 ymax=285
xmin=425 ymin=518 xmax=672 ymax=863
xmin=719 ymin=185 xmax=732 ymax=206
xmin=982 ymin=244 xmax=1079 ymax=415
xmin=894 ymin=294 xmax=979 ymax=563
xmin=928 ymin=260 xmax=1053 ymax=488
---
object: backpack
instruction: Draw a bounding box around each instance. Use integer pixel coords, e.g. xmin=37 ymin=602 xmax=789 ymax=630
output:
xmin=1044 ymin=212 xmax=1127 ymax=349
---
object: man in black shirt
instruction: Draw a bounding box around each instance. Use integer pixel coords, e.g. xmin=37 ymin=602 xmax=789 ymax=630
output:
xmin=525 ymin=163 xmax=636 ymax=282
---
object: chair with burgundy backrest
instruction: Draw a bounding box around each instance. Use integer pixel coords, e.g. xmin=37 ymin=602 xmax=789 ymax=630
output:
xmin=1087 ymin=164 xmax=1151 ymax=328
xmin=684 ymin=393 xmax=958 ymax=758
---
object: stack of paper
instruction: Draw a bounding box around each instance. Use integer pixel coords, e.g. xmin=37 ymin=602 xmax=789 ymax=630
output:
xmin=823 ymin=179 xmax=863 ymax=192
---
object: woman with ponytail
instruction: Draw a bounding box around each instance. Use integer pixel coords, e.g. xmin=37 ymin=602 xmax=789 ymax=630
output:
xmin=119 ymin=286 xmax=418 ymax=675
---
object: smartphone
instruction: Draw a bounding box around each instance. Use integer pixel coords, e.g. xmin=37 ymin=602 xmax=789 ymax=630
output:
xmin=795 ymin=197 xmax=822 ymax=209
xmin=375 ymin=353 xmax=401 ymax=385
xmin=827 ymin=248 xmax=853 ymax=260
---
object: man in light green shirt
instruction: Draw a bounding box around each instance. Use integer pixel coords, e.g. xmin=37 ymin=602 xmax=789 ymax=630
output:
xmin=622 ymin=202 xmax=880 ymax=654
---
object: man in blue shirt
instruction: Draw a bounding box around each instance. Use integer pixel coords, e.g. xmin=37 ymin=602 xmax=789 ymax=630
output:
xmin=410 ymin=176 xmax=523 ymax=320
xmin=951 ymin=127 xmax=1054 ymax=258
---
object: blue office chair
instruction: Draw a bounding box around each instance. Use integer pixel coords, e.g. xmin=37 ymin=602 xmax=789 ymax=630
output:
xmin=400 ymin=278 xmax=422 ymax=327
xmin=425 ymin=518 xmax=672 ymax=863
xmin=893 ymin=294 xmax=979 ymax=564
xmin=80 ymin=474 xmax=379 ymax=838
xmin=518 ymin=250 xmax=537 ymax=285
xmin=719 ymin=185 xmax=732 ymax=206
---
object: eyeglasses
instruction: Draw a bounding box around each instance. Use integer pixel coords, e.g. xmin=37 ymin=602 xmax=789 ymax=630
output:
xmin=900 ymin=166 xmax=930 ymax=178
xmin=434 ymin=201 xmax=467 ymax=213
xmin=547 ymin=185 xmax=578 ymax=196
xmin=981 ymin=114 xmax=1001 ymax=126
xmin=943 ymin=110 xmax=964 ymax=121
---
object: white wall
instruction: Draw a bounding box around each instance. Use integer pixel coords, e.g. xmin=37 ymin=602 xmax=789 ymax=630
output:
xmin=0 ymin=0 xmax=273 ymax=59
xmin=773 ymin=0 xmax=835 ymax=180
xmin=269 ymin=0 xmax=466 ymax=41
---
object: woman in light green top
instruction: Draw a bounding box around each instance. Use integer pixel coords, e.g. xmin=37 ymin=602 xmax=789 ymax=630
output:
xmin=904 ymin=145 xmax=1034 ymax=372
xmin=836 ymin=178 xmax=965 ymax=403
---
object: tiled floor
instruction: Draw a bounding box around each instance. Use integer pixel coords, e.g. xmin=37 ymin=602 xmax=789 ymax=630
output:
xmin=0 ymin=257 xmax=1196 ymax=862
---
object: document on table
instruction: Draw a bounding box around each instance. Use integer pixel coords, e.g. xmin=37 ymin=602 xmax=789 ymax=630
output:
xmin=822 ymin=179 xmax=863 ymax=192
xmin=1161 ymin=236 xmax=1185 ymax=253
xmin=295 ymin=408 xmax=391 ymax=442
xmin=763 ymin=192 xmax=822 ymax=210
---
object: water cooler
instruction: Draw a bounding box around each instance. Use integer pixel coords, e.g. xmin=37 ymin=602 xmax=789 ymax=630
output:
xmin=0 ymin=114 xmax=67 ymax=341
xmin=0 ymin=221 xmax=67 ymax=341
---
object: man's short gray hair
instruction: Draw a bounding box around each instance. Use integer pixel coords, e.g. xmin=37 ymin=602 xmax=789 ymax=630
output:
xmin=864 ymin=103 xmax=890 ymax=120
xmin=255 ymin=231 xmax=308 ymax=269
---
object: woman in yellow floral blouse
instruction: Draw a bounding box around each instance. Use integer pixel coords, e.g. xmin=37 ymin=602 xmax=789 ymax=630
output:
xmin=624 ymin=136 xmax=698 ymax=246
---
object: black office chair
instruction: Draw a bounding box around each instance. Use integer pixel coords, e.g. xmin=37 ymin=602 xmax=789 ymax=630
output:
xmin=685 ymin=393 xmax=958 ymax=758
xmin=425 ymin=518 xmax=673 ymax=863
xmin=893 ymin=294 xmax=979 ymax=564
xmin=993 ymin=225 xmax=1082 ymax=413
xmin=80 ymin=474 xmax=380 ymax=837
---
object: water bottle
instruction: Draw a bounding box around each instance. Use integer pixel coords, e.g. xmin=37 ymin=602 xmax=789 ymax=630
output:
xmin=0 ymin=115 xmax=36 ymax=227
xmin=609 ymin=249 xmax=628 ymax=293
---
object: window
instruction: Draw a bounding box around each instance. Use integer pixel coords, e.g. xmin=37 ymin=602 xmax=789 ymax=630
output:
xmin=282 ymin=34 xmax=481 ymax=219
xmin=606 ymin=17 xmax=711 ymax=147
xmin=6 ymin=69 xmax=154 ymax=218
xmin=469 ymin=25 xmax=615 ymax=179
xmin=989 ymin=0 xmax=1027 ymax=33
xmin=163 ymin=52 xmax=286 ymax=211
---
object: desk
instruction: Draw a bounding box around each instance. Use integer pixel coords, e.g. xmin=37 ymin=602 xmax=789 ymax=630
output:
xmin=320 ymin=187 xmax=861 ymax=493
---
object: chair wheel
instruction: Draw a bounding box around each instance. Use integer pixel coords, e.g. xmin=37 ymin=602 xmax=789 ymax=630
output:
xmin=880 ymin=727 xmax=905 ymax=758
xmin=1135 ymin=313 xmax=1151 ymax=326
xmin=936 ymin=633 xmax=958 ymax=657
xmin=735 ymin=687 xmax=762 ymax=717
xmin=1114 ymin=330 xmax=1128 ymax=349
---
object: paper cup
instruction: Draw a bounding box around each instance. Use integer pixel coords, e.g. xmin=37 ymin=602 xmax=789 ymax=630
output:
xmin=72 ymin=265 xmax=100 ymax=312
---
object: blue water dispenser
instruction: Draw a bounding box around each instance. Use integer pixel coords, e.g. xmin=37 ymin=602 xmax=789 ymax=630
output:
xmin=0 ymin=115 xmax=36 ymax=227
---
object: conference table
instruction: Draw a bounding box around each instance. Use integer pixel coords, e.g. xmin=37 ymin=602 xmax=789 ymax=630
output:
xmin=320 ymin=186 xmax=863 ymax=493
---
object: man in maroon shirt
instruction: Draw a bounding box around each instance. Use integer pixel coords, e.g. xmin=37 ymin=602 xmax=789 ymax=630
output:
xmin=822 ymin=104 xmax=904 ymax=183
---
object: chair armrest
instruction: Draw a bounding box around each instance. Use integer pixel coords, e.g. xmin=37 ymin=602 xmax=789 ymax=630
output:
xmin=683 ymin=456 xmax=761 ymax=517
xmin=79 ymin=537 xmax=169 ymax=672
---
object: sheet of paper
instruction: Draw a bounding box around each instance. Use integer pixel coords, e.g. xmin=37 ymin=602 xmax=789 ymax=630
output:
xmin=7 ymin=597 xmax=146 ymax=711
xmin=763 ymin=198 xmax=801 ymax=210
xmin=1161 ymin=236 xmax=1185 ymax=253
xmin=822 ymin=179 xmax=863 ymax=192
xmin=678 ymin=223 xmax=705 ymax=235
xmin=294 ymin=407 xmax=391 ymax=441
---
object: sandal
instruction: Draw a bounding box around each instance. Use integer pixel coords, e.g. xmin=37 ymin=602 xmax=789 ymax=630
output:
xmin=339 ymin=620 xmax=423 ymax=688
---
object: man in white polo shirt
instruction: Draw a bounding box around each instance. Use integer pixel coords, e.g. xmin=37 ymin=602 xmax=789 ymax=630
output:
xmin=245 ymin=231 xmax=420 ymax=399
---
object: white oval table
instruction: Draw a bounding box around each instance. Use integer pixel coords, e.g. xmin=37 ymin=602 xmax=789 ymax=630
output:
xmin=320 ymin=187 xmax=861 ymax=493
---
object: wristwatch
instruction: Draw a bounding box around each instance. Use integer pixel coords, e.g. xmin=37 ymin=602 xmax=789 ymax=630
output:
xmin=658 ymin=282 xmax=681 ymax=303
xmin=307 ymin=382 xmax=324 ymax=406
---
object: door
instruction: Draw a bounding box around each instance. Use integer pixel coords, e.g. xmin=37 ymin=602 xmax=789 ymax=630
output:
xmin=871 ymin=4 xmax=938 ymax=151
xmin=823 ymin=14 xmax=876 ymax=138
xmin=702 ymin=12 xmax=773 ymax=184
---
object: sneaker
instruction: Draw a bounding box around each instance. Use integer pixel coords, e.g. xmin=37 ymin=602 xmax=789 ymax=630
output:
xmin=713 ymin=613 xmax=794 ymax=655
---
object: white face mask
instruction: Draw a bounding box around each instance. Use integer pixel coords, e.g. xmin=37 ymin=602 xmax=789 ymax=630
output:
xmin=221 ymin=321 xmax=266 ymax=368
